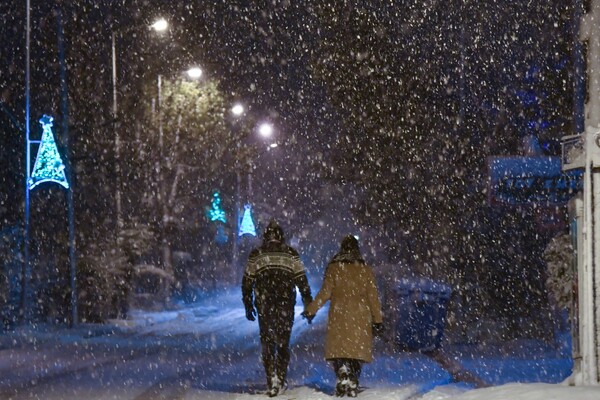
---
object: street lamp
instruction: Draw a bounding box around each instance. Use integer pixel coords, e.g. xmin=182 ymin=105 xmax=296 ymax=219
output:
xmin=151 ymin=18 xmax=168 ymax=32
xmin=258 ymin=122 xmax=273 ymax=138
xmin=111 ymin=17 xmax=169 ymax=233
xmin=231 ymin=103 xmax=246 ymax=277
xmin=186 ymin=67 xmax=203 ymax=79
xmin=232 ymin=103 xmax=245 ymax=117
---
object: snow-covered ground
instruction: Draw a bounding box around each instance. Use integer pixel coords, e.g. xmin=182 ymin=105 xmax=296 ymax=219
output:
xmin=0 ymin=287 xmax=598 ymax=399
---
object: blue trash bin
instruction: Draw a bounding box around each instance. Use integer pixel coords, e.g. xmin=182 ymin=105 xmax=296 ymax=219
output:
xmin=393 ymin=278 xmax=452 ymax=351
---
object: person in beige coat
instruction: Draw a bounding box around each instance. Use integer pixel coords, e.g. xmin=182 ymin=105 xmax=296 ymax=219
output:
xmin=303 ymin=235 xmax=383 ymax=397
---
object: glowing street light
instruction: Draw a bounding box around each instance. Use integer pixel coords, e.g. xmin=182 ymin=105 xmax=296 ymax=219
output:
xmin=231 ymin=103 xmax=245 ymax=116
xmin=186 ymin=67 xmax=203 ymax=79
xmin=151 ymin=18 xmax=168 ymax=32
xmin=258 ymin=122 xmax=273 ymax=138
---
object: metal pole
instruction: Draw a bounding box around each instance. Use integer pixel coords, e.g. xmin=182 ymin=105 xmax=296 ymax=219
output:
xmin=112 ymin=31 xmax=123 ymax=233
xmin=157 ymin=74 xmax=171 ymax=277
xmin=247 ymin=168 xmax=252 ymax=201
xmin=583 ymin=132 xmax=595 ymax=383
xmin=233 ymin=170 xmax=241 ymax=271
xmin=22 ymin=0 xmax=31 ymax=324
xmin=581 ymin=0 xmax=600 ymax=383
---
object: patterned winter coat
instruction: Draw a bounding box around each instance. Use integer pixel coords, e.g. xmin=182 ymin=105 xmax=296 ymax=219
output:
xmin=242 ymin=238 xmax=312 ymax=345
xmin=306 ymin=257 xmax=383 ymax=362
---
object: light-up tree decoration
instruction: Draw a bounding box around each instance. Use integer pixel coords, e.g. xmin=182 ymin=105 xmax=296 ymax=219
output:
xmin=239 ymin=204 xmax=257 ymax=237
xmin=207 ymin=191 xmax=226 ymax=223
xmin=29 ymin=115 xmax=69 ymax=189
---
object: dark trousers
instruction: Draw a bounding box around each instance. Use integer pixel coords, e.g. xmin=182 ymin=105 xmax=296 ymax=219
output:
xmin=257 ymin=303 xmax=294 ymax=387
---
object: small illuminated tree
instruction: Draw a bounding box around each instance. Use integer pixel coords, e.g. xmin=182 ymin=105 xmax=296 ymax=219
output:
xmin=239 ymin=204 xmax=257 ymax=237
xmin=29 ymin=115 xmax=69 ymax=190
xmin=207 ymin=191 xmax=226 ymax=224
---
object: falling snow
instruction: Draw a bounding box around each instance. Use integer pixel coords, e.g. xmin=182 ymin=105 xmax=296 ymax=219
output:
xmin=1 ymin=0 xmax=599 ymax=398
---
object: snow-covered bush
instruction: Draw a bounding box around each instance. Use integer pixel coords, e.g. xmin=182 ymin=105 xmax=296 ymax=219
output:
xmin=79 ymin=222 xmax=156 ymax=322
xmin=543 ymin=233 xmax=574 ymax=312
xmin=0 ymin=226 xmax=22 ymax=328
xmin=78 ymin=241 xmax=128 ymax=322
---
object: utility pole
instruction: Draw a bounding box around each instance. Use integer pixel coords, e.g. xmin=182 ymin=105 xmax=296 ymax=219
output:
xmin=111 ymin=32 xmax=123 ymax=234
xmin=562 ymin=0 xmax=600 ymax=385
xmin=22 ymin=0 xmax=31 ymax=324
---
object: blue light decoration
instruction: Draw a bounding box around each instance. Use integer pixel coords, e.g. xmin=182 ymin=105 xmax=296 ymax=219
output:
xmin=29 ymin=115 xmax=69 ymax=190
xmin=207 ymin=191 xmax=226 ymax=223
xmin=239 ymin=204 xmax=257 ymax=237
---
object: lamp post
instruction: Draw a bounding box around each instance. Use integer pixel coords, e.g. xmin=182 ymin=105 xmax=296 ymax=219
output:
xmin=111 ymin=17 xmax=168 ymax=234
xmin=22 ymin=0 xmax=31 ymax=324
xmin=230 ymin=103 xmax=246 ymax=274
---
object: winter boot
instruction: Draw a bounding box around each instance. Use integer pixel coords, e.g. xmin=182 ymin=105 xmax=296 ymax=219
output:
xmin=346 ymin=366 xmax=359 ymax=397
xmin=346 ymin=377 xmax=358 ymax=398
xmin=335 ymin=364 xmax=350 ymax=397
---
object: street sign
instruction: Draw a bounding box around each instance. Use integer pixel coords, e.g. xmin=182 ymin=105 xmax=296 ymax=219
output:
xmin=487 ymin=156 xmax=582 ymax=206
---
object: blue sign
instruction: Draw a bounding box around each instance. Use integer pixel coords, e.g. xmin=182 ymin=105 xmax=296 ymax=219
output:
xmin=487 ymin=156 xmax=582 ymax=205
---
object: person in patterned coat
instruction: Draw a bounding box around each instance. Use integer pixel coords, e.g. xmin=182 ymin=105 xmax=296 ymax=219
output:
xmin=242 ymin=220 xmax=313 ymax=397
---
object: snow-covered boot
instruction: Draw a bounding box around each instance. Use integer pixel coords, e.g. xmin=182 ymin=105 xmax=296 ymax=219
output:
xmin=346 ymin=379 xmax=358 ymax=397
xmin=335 ymin=364 xmax=350 ymax=397
xmin=347 ymin=368 xmax=359 ymax=397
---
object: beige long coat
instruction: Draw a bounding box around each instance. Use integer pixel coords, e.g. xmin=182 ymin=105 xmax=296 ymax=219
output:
xmin=306 ymin=261 xmax=383 ymax=362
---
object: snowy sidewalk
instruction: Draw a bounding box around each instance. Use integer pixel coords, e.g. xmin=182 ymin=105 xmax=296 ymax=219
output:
xmin=0 ymin=289 xmax=597 ymax=399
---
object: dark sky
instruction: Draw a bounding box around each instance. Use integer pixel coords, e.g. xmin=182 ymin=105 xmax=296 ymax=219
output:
xmin=0 ymin=0 xmax=577 ymax=232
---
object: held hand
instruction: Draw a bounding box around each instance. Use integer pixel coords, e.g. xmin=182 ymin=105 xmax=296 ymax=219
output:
xmin=245 ymin=306 xmax=257 ymax=321
xmin=302 ymin=296 xmax=313 ymax=308
xmin=301 ymin=311 xmax=315 ymax=324
xmin=372 ymin=322 xmax=384 ymax=337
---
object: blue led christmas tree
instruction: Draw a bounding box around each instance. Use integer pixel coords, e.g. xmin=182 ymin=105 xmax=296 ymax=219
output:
xmin=29 ymin=115 xmax=69 ymax=190
xmin=239 ymin=204 xmax=257 ymax=237
xmin=207 ymin=191 xmax=226 ymax=223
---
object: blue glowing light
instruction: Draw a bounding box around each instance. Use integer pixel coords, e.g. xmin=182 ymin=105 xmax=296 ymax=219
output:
xmin=207 ymin=191 xmax=226 ymax=223
xmin=29 ymin=115 xmax=69 ymax=190
xmin=239 ymin=204 xmax=257 ymax=237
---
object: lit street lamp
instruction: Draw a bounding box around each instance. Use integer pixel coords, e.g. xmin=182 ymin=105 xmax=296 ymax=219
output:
xmin=232 ymin=103 xmax=245 ymax=117
xmin=186 ymin=67 xmax=203 ymax=79
xmin=258 ymin=122 xmax=273 ymax=138
xmin=231 ymin=104 xmax=245 ymax=276
xmin=151 ymin=18 xmax=168 ymax=32
xmin=111 ymin=17 xmax=168 ymax=233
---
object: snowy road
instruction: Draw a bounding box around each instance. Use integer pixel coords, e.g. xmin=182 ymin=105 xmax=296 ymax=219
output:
xmin=0 ymin=287 xmax=595 ymax=399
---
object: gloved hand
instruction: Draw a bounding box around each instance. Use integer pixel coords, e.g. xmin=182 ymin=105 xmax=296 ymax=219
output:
xmin=301 ymin=311 xmax=315 ymax=324
xmin=372 ymin=322 xmax=384 ymax=337
xmin=245 ymin=305 xmax=257 ymax=321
